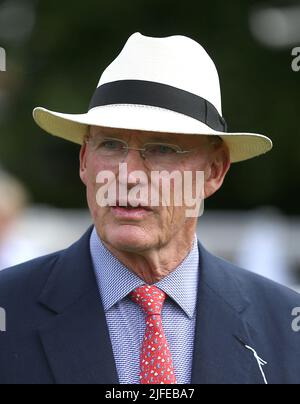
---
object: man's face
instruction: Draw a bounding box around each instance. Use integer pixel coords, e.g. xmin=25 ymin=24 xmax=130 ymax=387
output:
xmin=80 ymin=126 xmax=229 ymax=254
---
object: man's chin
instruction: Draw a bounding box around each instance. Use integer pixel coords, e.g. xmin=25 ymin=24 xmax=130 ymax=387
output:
xmin=103 ymin=225 xmax=154 ymax=253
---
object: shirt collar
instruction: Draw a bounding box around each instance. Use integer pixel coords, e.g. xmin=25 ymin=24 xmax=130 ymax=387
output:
xmin=90 ymin=227 xmax=199 ymax=319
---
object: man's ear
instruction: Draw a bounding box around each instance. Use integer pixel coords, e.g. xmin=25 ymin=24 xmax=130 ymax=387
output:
xmin=79 ymin=143 xmax=88 ymax=186
xmin=204 ymin=143 xmax=231 ymax=199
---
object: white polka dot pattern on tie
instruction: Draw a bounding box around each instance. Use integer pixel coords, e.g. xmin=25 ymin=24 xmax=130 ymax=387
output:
xmin=130 ymin=285 xmax=177 ymax=384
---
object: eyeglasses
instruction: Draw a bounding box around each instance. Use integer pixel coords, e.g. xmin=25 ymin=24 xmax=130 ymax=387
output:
xmin=86 ymin=136 xmax=196 ymax=169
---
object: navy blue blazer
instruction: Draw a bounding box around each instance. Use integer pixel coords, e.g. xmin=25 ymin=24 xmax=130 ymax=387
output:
xmin=0 ymin=227 xmax=300 ymax=384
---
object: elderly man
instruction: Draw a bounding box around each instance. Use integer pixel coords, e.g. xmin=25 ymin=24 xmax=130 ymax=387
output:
xmin=0 ymin=33 xmax=299 ymax=385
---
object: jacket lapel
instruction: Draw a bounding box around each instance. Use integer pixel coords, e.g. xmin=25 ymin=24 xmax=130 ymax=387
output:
xmin=38 ymin=227 xmax=119 ymax=384
xmin=191 ymin=244 xmax=266 ymax=384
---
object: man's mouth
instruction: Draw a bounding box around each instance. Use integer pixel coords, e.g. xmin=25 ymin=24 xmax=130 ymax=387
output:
xmin=115 ymin=201 xmax=153 ymax=211
xmin=111 ymin=201 xmax=153 ymax=219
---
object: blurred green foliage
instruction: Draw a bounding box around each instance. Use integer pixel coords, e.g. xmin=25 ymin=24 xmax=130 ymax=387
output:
xmin=0 ymin=0 xmax=299 ymax=213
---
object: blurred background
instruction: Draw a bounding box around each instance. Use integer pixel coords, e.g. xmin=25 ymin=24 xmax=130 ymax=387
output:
xmin=0 ymin=0 xmax=299 ymax=289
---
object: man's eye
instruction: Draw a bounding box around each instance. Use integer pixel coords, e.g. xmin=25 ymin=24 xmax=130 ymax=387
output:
xmin=99 ymin=140 xmax=124 ymax=150
xmin=147 ymin=145 xmax=177 ymax=155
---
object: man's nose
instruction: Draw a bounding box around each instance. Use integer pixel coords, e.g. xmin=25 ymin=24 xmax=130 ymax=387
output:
xmin=119 ymin=148 xmax=149 ymax=187
xmin=122 ymin=148 xmax=147 ymax=172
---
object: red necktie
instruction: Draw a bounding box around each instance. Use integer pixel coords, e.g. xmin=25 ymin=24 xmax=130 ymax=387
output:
xmin=130 ymin=285 xmax=177 ymax=384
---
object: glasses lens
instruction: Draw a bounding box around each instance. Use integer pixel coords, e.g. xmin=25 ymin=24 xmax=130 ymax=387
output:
xmin=144 ymin=144 xmax=181 ymax=167
xmin=90 ymin=138 xmax=126 ymax=157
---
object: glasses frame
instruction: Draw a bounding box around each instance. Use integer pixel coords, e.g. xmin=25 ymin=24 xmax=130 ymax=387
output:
xmin=85 ymin=135 xmax=196 ymax=166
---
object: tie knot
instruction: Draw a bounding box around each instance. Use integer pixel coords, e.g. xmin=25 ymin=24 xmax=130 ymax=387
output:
xmin=130 ymin=285 xmax=166 ymax=315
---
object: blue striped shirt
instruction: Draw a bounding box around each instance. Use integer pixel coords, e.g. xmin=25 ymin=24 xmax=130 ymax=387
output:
xmin=90 ymin=227 xmax=199 ymax=384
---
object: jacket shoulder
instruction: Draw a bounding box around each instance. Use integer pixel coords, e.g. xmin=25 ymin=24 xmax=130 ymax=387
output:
xmin=0 ymin=251 xmax=63 ymax=303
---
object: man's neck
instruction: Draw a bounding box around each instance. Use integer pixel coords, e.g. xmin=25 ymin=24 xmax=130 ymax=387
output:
xmin=101 ymin=234 xmax=196 ymax=284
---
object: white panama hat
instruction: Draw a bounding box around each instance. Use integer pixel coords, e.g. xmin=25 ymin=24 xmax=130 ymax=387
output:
xmin=33 ymin=33 xmax=272 ymax=163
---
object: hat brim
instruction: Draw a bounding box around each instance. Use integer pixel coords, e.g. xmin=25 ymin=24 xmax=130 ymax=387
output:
xmin=33 ymin=105 xmax=273 ymax=163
